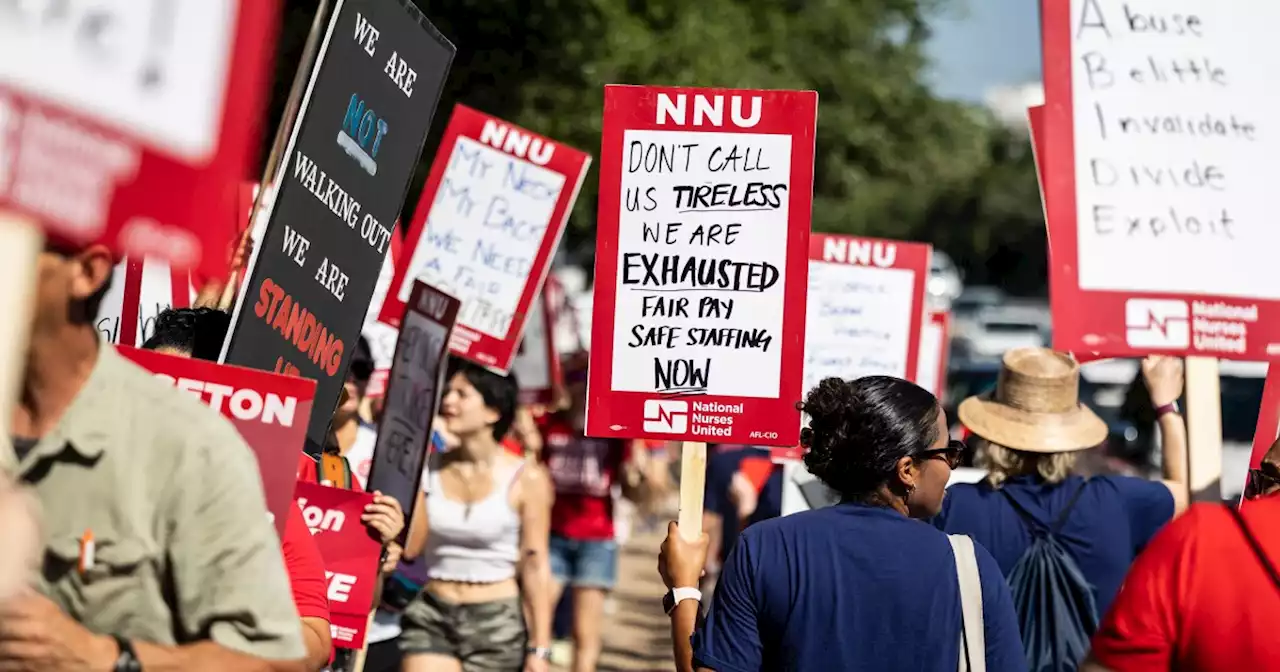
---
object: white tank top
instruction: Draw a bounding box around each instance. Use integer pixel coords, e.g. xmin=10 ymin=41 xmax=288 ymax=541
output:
xmin=424 ymin=460 xmax=524 ymax=583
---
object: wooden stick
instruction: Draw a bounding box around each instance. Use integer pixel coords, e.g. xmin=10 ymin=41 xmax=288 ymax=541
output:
xmin=259 ymin=0 xmax=332 ymax=190
xmin=0 ymin=214 xmax=43 ymax=439
xmin=349 ymin=610 xmax=377 ymax=672
xmin=1184 ymin=356 xmax=1222 ymax=503
xmin=677 ymin=441 xmax=707 ymax=541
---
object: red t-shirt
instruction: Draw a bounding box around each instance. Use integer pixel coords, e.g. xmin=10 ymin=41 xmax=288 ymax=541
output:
xmin=1091 ymin=499 xmax=1280 ymax=670
xmin=538 ymin=414 xmax=624 ymax=541
xmin=282 ymin=503 xmax=330 ymax=621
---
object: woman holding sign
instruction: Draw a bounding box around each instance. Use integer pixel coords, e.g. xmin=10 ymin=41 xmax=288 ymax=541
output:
xmin=686 ymin=376 xmax=1024 ymax=671
xmin=399 ymin=359 xmax=555 ymax=672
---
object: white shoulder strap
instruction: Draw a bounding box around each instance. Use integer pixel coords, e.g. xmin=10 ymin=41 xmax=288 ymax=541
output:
xmin=948 ymin=534 xmax=986 ymax=672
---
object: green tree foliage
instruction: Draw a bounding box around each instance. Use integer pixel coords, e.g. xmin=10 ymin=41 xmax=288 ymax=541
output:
xmin=264 ymin=0 xmax=1047 ymax=293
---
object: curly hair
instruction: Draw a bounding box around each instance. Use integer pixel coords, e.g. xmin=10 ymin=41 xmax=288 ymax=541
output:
xmin=800 ymin=376 xmax=941 ymax=503
xmin=141 ymin=307 xmax=231 ymax=361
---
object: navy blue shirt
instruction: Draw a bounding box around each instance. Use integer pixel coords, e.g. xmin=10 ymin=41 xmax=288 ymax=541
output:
xmin=933 ymin=474 xmax=1174 ymax=617
xmin=693 ymin=503 xmax=1026 ymax=671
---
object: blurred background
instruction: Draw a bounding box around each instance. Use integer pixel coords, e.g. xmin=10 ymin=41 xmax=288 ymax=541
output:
xmin=267 ymin=1 xmax=1259 ymax=498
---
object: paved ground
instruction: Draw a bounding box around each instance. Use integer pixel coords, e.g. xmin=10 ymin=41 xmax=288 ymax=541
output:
xmin=551 ymin=526 xmax=676 ymax=672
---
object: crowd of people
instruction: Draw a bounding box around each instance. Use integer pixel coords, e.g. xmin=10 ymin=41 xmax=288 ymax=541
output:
xmin=0 ymin=222 xmax=1275 ymax=672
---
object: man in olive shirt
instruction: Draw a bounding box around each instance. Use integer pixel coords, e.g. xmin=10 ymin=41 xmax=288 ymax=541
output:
xmin=0 ymin=242 xmax=306 ymax=670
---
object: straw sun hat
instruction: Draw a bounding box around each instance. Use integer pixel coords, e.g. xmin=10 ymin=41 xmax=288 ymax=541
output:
xmin=957 ymin=348 xmax=1108 ymax=453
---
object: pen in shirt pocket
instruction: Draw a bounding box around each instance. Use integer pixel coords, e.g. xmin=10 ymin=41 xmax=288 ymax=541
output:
xmin=78 ymin=529 xmax=95 ymax=575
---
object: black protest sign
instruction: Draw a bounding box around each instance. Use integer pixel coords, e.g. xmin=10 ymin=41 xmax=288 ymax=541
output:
xmin=220 ymin=0 xmax=454 ymax=449
xmin=366 ymin=281 xmax=458 ymax=530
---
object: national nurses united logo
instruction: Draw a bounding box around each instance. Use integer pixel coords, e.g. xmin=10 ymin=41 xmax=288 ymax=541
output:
xmin=337 ymin=93 xmax=388 ymax=176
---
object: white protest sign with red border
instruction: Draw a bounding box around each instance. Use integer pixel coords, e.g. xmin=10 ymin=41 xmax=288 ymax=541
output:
xmin=364 ymin=232 xmax=404 ymax=398
xmin=587 ymin=85 xmax=817 ymax=447
xmin=0 ymin=2 xmax=279 ymax=278
xmin=97 ymin=258 xmax=195 ymax=347
xmin=384 ymin=105 xmax=591 ymax=372
xmin=803 ymin=234 xmax=930 ymax=391
xmin=117 ymin=346 xmax=315 ymax=538
xmin=1041 ymin=3 xmax=1280 ymax=360
xmin=917 ymin=311 xmax=952 ymax=399
xmin=511 ymin=289 xmax=562 ymax=405
xmin=293 ymin=481 xmax=381 ymax=650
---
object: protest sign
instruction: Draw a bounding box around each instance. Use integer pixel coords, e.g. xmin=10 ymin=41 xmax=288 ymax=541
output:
xmin=384 ymin=105 xmax=591 ymax=372
xmin=511 ymin=290 xmax=562 ymax=405
xmin=221 ymin=0 xmax=454 ymax=450
xmin=1041 ymin=3 xmax=1280 ymax=360
xmin=293 ymin=481 xmax=381 ymax=649
xmin=803 ymin=234 xmax=930 ymax=395
xmin=586 ymin=85 xmax=817 ymax=447
xmin=917 ymin=311 xmax=951 ymax=399
xmin=0 ymin=2 xmax=278 ymax=278
xmin=117 ymin=346 xmax=315 ymax=537
xmin=97 ymin=258 xmax=194 ymax=347
xmin=364 ymin=230 xmax=404 ymax=398
xmin=367 ymin=281 xmax=458 ymax=525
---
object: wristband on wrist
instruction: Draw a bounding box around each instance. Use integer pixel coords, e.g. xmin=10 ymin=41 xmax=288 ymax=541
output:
xmin=112 ymin=635 xmax=142 ymax=672
xmin=526 ymin=646 xmax=552 ymax=660
xmin=1155 ymin=401 xmax=1180 ymax=418
xmin=663 ymin=587 xmax=702 ymax=615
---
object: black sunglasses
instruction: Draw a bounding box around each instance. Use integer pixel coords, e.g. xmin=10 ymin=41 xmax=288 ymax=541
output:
xmin=1246 ymin=467 xmax=1280 ymax=500
xmin=917 ymin=439 xmax=965 ymax=469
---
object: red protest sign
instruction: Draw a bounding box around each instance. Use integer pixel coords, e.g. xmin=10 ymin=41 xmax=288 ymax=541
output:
xmin=587 ymin=85 xmax=817 ymax=447
xmin=1040 ymin=4 xmax=1280 ymax=360
xmin=0 ymin=2 xmax=280 ymax=278
xmin=511 ymin=288 xmax=562 ymax=405
xmin=805 ymin=234 xmax=930 ymax=387
xmin=384 ymin=105 xmax=591 ymax=372
xmin=117 ymin=346 xmax=314 ymax=537
xmin=293 ymin=481 xmax=381 ymax=649
xmin=918 ymin=311 xmax=952 ymax=400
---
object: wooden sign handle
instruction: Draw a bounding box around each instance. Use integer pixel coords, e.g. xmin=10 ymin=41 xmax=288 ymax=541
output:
xmin=0 ymin=213 xmax=43 ymax=439
xmin=677 ymin=441 xmax=707 ymax=541
xmin=1184 ymin=356 xmax=1222 ymax=503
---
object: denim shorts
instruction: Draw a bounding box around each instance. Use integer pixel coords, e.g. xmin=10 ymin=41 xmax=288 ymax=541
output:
xmin=548 ymin=534 xmax=618 ymax=590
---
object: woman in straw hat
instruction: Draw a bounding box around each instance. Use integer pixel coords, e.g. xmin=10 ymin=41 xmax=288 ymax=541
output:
xmin=933 ymin=348 xmax=1188 ymax=619
xmin=684 ymin=376 xmax=1026 ymax=671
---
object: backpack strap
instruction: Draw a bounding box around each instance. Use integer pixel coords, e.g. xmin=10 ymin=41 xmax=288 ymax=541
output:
xmin=320 ymin=453 xmax=354 ymax=490
xmin=1000 ymin=480 xmax=1088 ymax=537
xmin=1224 ymin=504 xmax=1280 ymax=591
xmin=948 ymin=534 xmax=986 ymax=672
xmin=1051 ymin=480 xmax=1090 ymax=535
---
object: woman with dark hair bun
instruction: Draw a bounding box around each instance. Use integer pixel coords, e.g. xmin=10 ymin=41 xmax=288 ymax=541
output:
xmin=664 ymin=376 xmax=1027 ymax=671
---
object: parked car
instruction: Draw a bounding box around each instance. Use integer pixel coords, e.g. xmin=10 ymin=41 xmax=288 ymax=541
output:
xmin=927 ymin=250 xmax=964 ymax=308
xmin=951 ymin=301 xmax=1050 ymax=364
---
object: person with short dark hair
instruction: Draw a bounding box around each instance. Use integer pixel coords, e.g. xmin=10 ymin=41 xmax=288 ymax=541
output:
xmin=0 ymin=243 xmax=305 ymax=670
xmin=684 ymin=376 xmax=1024 ymax=671
xmin=143 ymin=307 xmax=333 ymax=670
xmin=399 ymin=358 xmax=555 ymax=672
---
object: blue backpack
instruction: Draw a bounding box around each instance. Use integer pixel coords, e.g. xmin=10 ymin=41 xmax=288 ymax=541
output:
xmin=1000 ymin=482 xmax=1099 ymax=672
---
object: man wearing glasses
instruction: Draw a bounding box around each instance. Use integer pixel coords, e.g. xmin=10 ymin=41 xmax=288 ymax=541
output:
xmin=1083 ymin=440 xmax=1280 ymax=671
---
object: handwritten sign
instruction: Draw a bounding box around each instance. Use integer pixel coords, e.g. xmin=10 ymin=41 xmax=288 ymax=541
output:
xmin=221 ymin=0 xmax=454 ymax=451
xmin=95 ymin=258 xmax=193 ymax=347
xmin=363 ymin=231 xmax=403 ymax=398
xmin=385 ymin=105 xmax=591 ymax=372
xmin=511 ymin=289 xmax=561 ymax=404
xmin=916 ymin=311 xmax=951 ymax=399
xmin=0 ymin=1 xmax=277 ymax=277
xmin=586 ymin=85 xmax=817 ymax=447
xmin=803 ymin=235 xmax=930 ymax=397
xmin=367 ymin=281 xmax=457 ymax=532
xmin=293 ymin=481 xmax=381 ymax=649
xmin=117 ymin=346 xmax=315 ymax=537
xmin=1042 ymin=2 xmax=1280 ymax=359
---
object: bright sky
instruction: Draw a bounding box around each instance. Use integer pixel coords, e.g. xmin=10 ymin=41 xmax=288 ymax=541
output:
xmin=925 ymin=0 xmax=1042 ymax=101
